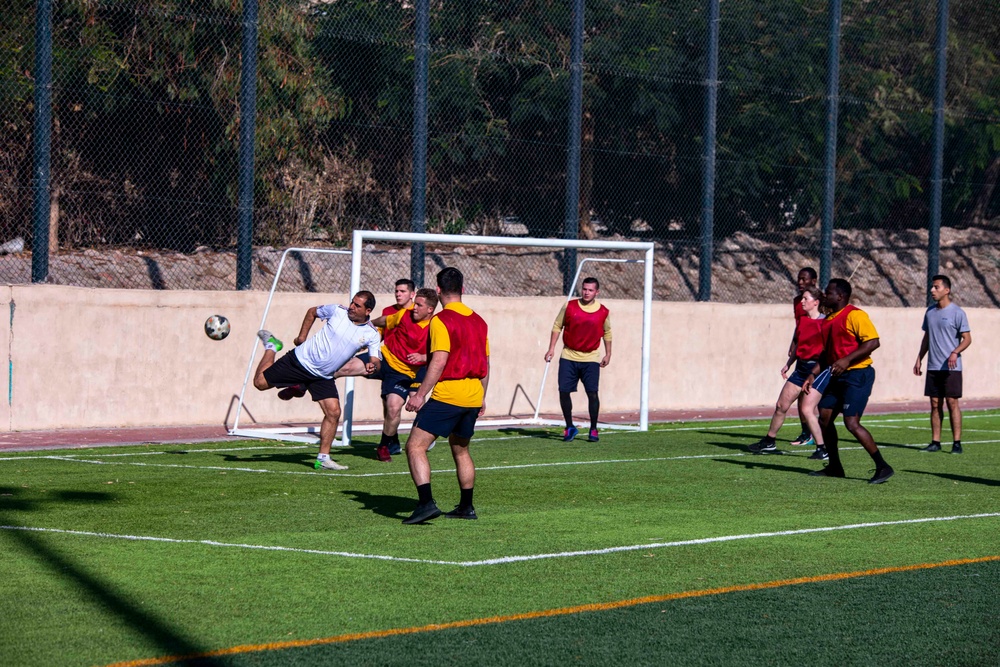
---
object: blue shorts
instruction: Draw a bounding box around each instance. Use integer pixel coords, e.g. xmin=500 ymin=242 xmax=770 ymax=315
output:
xmin=366 ymin=362 xmax=420 ymax=400
xmin=558 ymin=358 xmax=600 ymax=393
xmin=412 ymin=399 xmax=480 ymax=439
xmin=819 ymin=366 xmax=875 ymax=418
xmin=787 ymin=359 xmax=821 ymax=388
xmin=811 ymin=367 xmax=832 ymax=394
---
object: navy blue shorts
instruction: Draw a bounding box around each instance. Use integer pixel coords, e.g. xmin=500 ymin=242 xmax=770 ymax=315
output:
xmin=811 ymin=367 xmax=832 ymax=394
xmin=365 ymin=362 xmax=419 ymax=400
xmin=262 ymin=351 xmax=339 ymax=402
xmin=558 ymin=358 xmax=600 ymax=393
xmin=819 ymin=366 xmax=875 ymax=418
xmin=924 ymin=370 xmax=962 ymax=398
xmin=787 ymin=359 xmax=821 ymax=387
xmin=412 ymin=399 xmax=479 ymax=439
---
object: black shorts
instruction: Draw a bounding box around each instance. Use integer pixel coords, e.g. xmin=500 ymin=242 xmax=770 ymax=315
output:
xmin=262 ymin=351 xmax=340 ymax=402
xmin=413 ymin=399 xmax=480 ymax=439
xmin=925 ymin=370 xmax=962 ymax=399
xmin=558 ymin=358 xmax=600 ymax=393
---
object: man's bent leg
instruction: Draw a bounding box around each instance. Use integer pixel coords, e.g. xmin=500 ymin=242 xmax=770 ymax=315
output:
xmin=253 ymin=350 xmax=276 ymax=390
xmin=333 ymin=357 xmax=367 ymax=379
xmin=384 ymin=393 xmax=405 ymax=437
xmin=317 ymin=397 xmax=342 ymax=457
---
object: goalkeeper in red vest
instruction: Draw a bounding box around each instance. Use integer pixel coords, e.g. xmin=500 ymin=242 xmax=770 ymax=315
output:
xmin=545 ymin=277 xmax=612 ymax=442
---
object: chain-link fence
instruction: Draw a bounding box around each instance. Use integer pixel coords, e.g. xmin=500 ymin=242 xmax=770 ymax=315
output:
xmin=1 ymin=0 xmax=997 ymax=305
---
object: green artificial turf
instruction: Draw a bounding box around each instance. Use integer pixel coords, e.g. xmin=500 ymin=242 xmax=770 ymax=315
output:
xmin=1 ymin=411 xmax=998 ymax=666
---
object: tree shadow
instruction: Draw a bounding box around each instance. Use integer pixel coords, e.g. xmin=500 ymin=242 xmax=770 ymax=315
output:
xmin=905 ymin=469 xmax=1000 ymax=487
xmin=340 ymin=489 xmax=417 ymax=520
xmin=289 ymin=250 xmax=317 ymax=293
xmin=1 ymin=487 xmax=218 ymax=663
xmin=141 ymin=256 xmax=167 ymax=290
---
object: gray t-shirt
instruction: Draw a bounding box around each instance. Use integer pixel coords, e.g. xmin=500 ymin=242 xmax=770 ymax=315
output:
xmin=922 ymin=302 xmax=971 ymax=372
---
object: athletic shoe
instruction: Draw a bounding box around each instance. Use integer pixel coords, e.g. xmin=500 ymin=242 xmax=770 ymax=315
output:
xmin=277 ymin=384 xmax=306 ymax=401
xmin=376 ymin=444 xmax=392 ymax=462
xmin=314 ymin=457 xmax=348 ymax=471
xmin=588 ymin=429 xmax=599 ymax=442
xmin=444 ymin=505 xmax=478 ymax=520
xmin=388 ymin=442 xmax=402 ymax=456
xmin=256 ymin=329 xmax=283 ymax=352
xmin=749 ymin=437 xmax=778 ymax=454
xmin=563 ymin=426 xmax=579 ymax=442
xmin=951 ymin=443 xmax=963 ymax=454
xmin=402 ymin=501 xmax=442 ymax=524
xmin=868 ymin=466 xmax=895 ymax=485
xmin=920 ymin=442 xmax=942 ymax=452
xmin=809 ymin=465 xmax=845 ymax=478
xmin=790 ymin=432 xmax=815 ymax=446
xmin=808 ymin=446 xmax=829 ymax=461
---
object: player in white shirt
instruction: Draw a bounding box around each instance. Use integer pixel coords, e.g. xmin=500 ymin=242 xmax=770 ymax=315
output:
xmin=253 ymin=291 xmax=382 ymax=470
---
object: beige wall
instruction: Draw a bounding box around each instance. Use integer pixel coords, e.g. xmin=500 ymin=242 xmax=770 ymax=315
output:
xmin=4 ymin=284 xmax=997 ymax=431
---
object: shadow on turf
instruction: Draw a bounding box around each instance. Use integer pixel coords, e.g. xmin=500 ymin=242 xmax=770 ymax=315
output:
xmin=0 ymin=487 xmax=221 ymax=664
xmin=341 ymin=489 xmax=417 ymax=520
xmin=497 ymin=427 xmax=565 ymax=440
xmin=219 ymin=446 xmax=388 ymax=467
xmin=905 ymin=469 xmax=1000 ymax=486
xmin=711 ymin=457 xmax=855 ymax=478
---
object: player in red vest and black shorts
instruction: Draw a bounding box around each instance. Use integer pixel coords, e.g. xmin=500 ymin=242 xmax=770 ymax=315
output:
xmin=402 ymin=267 xmax=490 ymax=524
xmin=545 ymin=277 xmax=612 ymax=443
xmin=802 ymin=278 xmax=894 ymax=484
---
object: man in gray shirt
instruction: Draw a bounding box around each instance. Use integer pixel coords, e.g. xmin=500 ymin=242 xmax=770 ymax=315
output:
xmin=913 ymin=275 xmax=972 ymax=454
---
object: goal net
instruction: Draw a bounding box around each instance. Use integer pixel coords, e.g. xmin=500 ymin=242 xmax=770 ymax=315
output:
xmin=231 ymin=232 xmax=654 ymax=447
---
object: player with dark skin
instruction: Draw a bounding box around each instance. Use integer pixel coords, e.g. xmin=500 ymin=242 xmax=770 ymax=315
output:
xmin=787 ymin=267 xmax=819 ymax=445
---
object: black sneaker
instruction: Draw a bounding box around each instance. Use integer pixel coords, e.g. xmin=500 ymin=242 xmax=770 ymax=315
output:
xmin=749 ymin=437 xmax=778 ymax=454
xmin=920 ymin=442 xmax=942 ymax=452
xmin=388 ymin=441 xmax=402 ymax=455
xmin=402 ymin=501 xmax=441 ymax=524
xmin=951 ymin=443 xmax=963 ymax=455
xmin=444 ymin=505 xmax=478 ymax=520
xmin=808 ymin=446 xmax=829 ymax=460
xmin=790 ymin=431 xmax=815 ymax=446
xmin=868 ymin=466 xmax=895 ymax=485
xmin=809 ymin=465 xmax=846 ymax=478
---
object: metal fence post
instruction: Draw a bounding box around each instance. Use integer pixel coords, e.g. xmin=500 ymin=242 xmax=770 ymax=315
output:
xmin=236 ymin=0 xmax=258 ymax=290
xmin=927 ymin=0 xmax=949 ymax=300
xmin=410 ymin=0 xmax=429 ymax=286
xmin=561 ymin=0 xmax=584 ymax=295
xmin=698 ymin=0 xmax=720 ymax=302
xmin=31 ymin=0 xmax=53 ymax=284
xmin=820 ymin=0 xmax=842 ymax=288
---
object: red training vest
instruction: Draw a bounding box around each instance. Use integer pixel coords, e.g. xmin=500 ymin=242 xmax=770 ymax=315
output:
xmin=384 ymin=311 xmax=430 ymax=367
xmin=435 ymin=308 xmax=489 ymax=381
xmin=562 ymin=299 xmax=609 ymax=353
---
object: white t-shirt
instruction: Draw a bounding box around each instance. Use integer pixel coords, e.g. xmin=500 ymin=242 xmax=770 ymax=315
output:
xmin=293 ymin=305 xmax=381 ymax=378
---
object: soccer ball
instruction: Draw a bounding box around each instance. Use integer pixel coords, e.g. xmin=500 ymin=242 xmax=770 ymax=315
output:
xmin=204 ymin=314 xmax=231 ymax=340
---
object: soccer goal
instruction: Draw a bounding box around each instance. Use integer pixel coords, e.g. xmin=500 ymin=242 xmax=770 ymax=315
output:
xmin=230 ymin=233 xmax=654 ymax=447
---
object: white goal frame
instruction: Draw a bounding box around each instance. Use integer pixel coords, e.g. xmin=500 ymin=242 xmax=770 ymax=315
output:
xmin=229 ymin=234 xmax=654 ymax=447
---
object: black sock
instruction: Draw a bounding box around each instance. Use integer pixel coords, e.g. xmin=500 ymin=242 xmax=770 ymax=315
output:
xmin=870 ymin=450 xmax=888 ymax=469
xmin=587 ymin=391 xmax=600 ymax=431
xmin=460 ymin=487 xmax=474 ymax=508
xmin=953 ymin=440 xmax=961 ymax=447
xmin=417 ymin=483 xmax=433 ymax=505
xmin=559 ymin=392 xmax=574 ymax=428
xmin=931 ymin=440 xmax=941 ymax=446
xmin=379 ymin=432 xmax=390 ymax=446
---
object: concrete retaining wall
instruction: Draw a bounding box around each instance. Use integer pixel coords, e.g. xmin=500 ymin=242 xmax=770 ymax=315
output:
xmin=2 ymin=284 xmax=996 ymax=431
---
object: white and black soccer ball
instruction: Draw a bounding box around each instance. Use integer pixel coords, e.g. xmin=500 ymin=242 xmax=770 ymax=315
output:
xmin=204 ymin=314 xmax=231 ymax=340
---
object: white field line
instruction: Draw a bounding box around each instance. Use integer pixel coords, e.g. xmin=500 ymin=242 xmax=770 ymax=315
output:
xmin=3 ymin=512 xmax=997 ymax=568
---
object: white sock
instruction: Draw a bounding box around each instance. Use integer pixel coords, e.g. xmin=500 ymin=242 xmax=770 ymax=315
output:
xmin=317 ymin=453 xmax=330 ymax=460
xmin=264 ymin=342 xmax=277 ymax=352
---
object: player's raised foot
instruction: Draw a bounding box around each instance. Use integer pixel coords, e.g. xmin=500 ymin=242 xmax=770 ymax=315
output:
xmin=749 ymin=436 xmax=778 ymax=454
xmin=256 ymin=329 xmax=283 ymax=352
xmin=562 ymin=426 xmax=579 ymax=442
xmin=277 ymin=384 xmax=306 ymax=401
xmin=868 ymin=466 xmax=894 ymax=485
xmin=809 ymin=464 xmax=845 ymax=478
xmin=920 ymin=442 xmax=941 ymax=452
xmin=443 ymin=505 xmax=478 ymax=520
xmin=951 ymin=443 xmax=963 ymax=454
xmin=588 ymin=429 xmax=599 ymax=442
xmin=790 ymin=431 xmax=814 ymax=446
xmin=376 ymin=444 xmax=392 ymax=462
xmin=402 ymin=501 xmax=441 ymax=524
xmin=808 ymin=446 xmax=829 ymax=461
xmin=314 ymin=456 xmax=348 ymax=471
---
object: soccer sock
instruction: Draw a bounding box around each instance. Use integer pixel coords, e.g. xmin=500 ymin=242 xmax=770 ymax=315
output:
xmin=559 ymin=392 xmax=574 ymax=428
xmin=379 ymin=432 xmax=390 ymax=447
xmin=870 ymin=450 xmax=888 ymax=469
xmin=953 ymin=440 xmax=961 ymax=447
xmin=931 ymin=440 xmax=941 ymax=447
xmin=317 ymin=453 xmax=330 ymax=461
xmin=417 ymin=483 xmax=433 ymax=505
xmin=587 ymin=391 xmax=600 ymax=431
xmin=460 ymin=487 xmax=474 ymax=508
xmin=264 ymin=342 xmax=277 ymax=352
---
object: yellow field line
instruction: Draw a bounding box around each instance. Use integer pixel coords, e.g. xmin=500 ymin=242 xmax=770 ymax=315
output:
xmin=105 ymin=554 xmax=1000 ymax=667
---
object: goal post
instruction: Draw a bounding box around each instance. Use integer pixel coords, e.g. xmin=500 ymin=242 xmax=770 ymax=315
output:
xmin=341 ymin=230 xmax=654 ymax=446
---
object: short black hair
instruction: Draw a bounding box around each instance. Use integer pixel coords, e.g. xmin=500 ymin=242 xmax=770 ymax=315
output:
xmin=827 ymin=278 xmax=852 ymax=302
xmin=395 ymin=278 xmax=415 ymax=291
xmin=931 ymin=274 xmax=951 ymax=290
xmin=437 ymin=267 xmax=464 ymax=296
xmin=415 ymin=287 xmax=439 ymax=309
xmin=582 ymin=276 xmax=600 ymax=289
xmin=799 ymin=267 xmax=818 ymax=280
xmin=354 ymin=290 xmax=376 ymax=311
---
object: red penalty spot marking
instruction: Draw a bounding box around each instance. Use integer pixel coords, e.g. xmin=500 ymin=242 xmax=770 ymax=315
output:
xmin=106 ymin=554 xmax=1000 ymax=667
